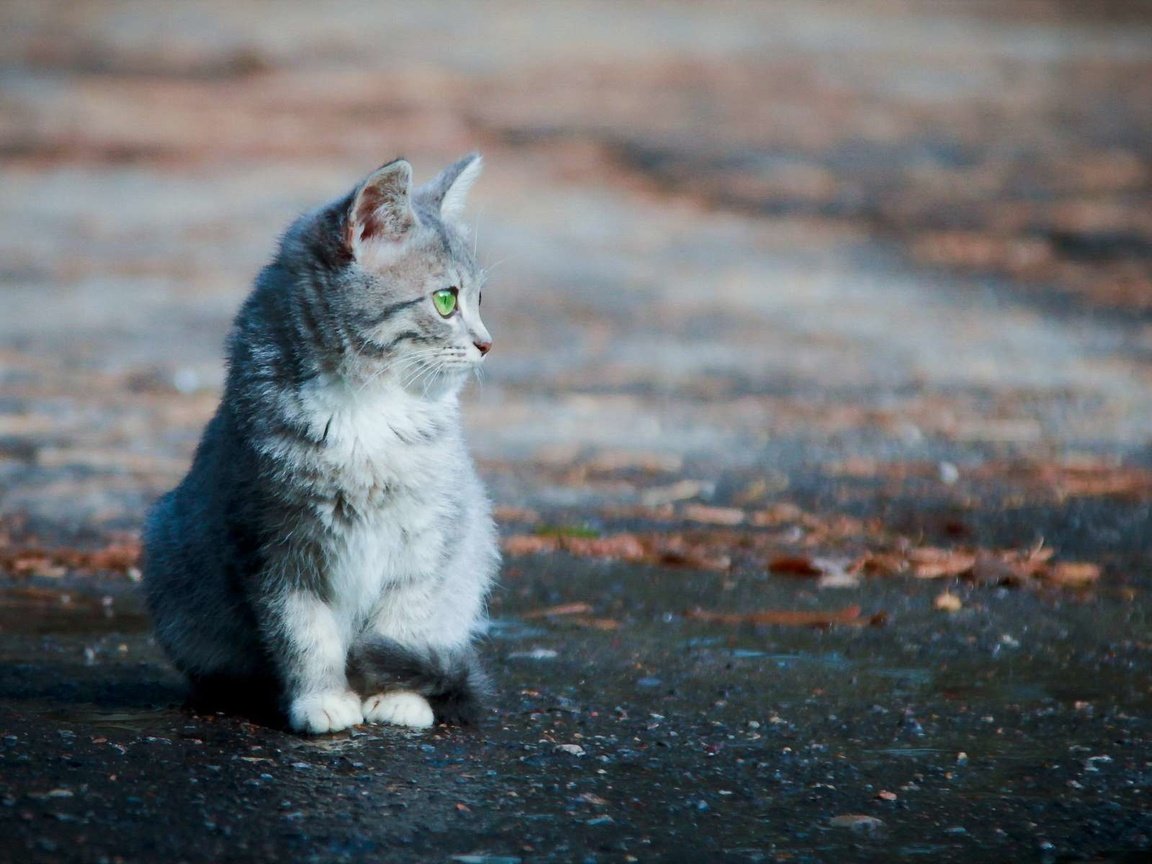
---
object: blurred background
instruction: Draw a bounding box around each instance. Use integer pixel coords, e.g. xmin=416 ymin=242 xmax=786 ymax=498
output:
xmin=2 ymin=4 xmax=1152 ymax=859
xmin=0 ymin=0 xmax=1150 ymax=549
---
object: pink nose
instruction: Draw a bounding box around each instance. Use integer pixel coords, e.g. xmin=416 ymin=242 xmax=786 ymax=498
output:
xmin=474 ymin=339 xmax=492 ymax=356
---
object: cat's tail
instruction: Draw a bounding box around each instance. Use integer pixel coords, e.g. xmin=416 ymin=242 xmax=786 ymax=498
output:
xmin=347 ymin=636 xmax=491 ymax=726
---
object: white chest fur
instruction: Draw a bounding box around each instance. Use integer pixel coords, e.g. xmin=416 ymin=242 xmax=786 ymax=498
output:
xmin=296 ymin=374 xmax=465 ymax=627
xmin=301 ymin=375 xmax=458 ymax=480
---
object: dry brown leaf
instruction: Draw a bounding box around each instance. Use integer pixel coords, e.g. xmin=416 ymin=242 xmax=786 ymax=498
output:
xmin=502 ymin=535 xmax=558 ymax=556
xmin=0 ymin=538 xmax=142 ymax=576
xmin=503 ymin=530 xmax=731 ymax=571
xmin=493 ymin=505 xmax=540 ymax=524
xmin=641 ymin=479 xmax=706 ymax=506
xmin=1053 ymin=464 xmax=1152 ymax=499
xmin=82 ymin=542 xmax=141 ymax=571
xmin=521 ymin=602 xmax=594 ymax=619
xmin=586 ymin=449 xmax=682 ymax=475
xmin=768 ymin=555 xmax=823 ymax=577
xmin=681 ymin=505 xmax=745 ymax=526
xmin=0 ymin=586 xmax=73 ymax=606
xmin=906 ymin=547 xmax=976 ymax=579
xmin=685 ymin=605 xmax=886 ymax=629
xmin=654 ymin=543 xmax=731 ymax=572
xmin=1043 ymin=562 xmax=1101 ymax=587
xmin=856 ymin=552 xmax=907 ymax=576
xmin=563 ymin=534 xmax=648 ymax=560
xmin=749 ymin=503 xmax=805 ymax=527
xmin=568 ymin=616 xmax=622 ymax=631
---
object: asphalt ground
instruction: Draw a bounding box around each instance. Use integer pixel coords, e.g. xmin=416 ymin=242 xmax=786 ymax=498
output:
xmin=1 ymin=2 xmax=1150 ymax=861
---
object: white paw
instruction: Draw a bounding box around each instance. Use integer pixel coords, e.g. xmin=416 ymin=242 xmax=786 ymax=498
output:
xmin=362 ymin=691 xmax=435 ymax=729
xmin=288 ymin=691 xmax=364 ymax=734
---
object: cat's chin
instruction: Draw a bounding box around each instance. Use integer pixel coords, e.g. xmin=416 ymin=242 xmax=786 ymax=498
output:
xmin=397 ymin=367 xmax=472 ymax=399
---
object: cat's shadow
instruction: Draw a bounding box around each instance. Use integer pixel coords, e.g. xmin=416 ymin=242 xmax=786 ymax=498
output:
xmin=0 ymin=660 xmax=284 ymax=730
xmin=0 ymin=660 xmax=488 ymax=735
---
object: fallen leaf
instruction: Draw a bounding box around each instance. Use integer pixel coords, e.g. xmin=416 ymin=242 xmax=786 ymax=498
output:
xmin=768 ymin=555 xmax=823 ymax=577
xmin=749 ymin=503 xmax=805 ymax=526
xmin=80 ymin=541 xmax=142 ymax=571
xmin=493 ymin=505 xmax=540 ymax=524
xmin=521 ymin=602 xmax=594 ymax=619
xmin=502 ymin=535 xmax=558 ymax=556
xmin=563 ymin=534 xmax=648 ymax=560
xmin=1043 ymin=562 xmax=1101 ymax=587
xmin=855 ymin=552 xmax=907 ymax=576
xmin=685 ymin=605 xmax=885 ymax=629
xmin=586 ymin=449 xmax=682 ymax=474
xmin=568 ymin=617 xmax=622 ymax=631
xmin=640 ymin=479 xmax=707 ymax=506
xmin=0 ymin=538 xmax=142 ymax=577
xmin=906 ymin=547 xmax=976 ymax=579
xmin=0 ymin=586 xmax=82 ymax=607
xmin=654 ymin=538 xmax=731 ymax=572
xmin=681 ymin=505 xmax=745 ymax=526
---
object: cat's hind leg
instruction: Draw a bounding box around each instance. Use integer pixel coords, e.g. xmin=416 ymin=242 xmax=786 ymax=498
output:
xmin=349 ymin=637 xmax=489 ymax=727
xmin=362 ymin=691 xmax=435 ymax=728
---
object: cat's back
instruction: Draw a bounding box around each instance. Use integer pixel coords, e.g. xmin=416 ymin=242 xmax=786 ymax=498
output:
xmin=142 ymin=409 xmax=241 ymax=578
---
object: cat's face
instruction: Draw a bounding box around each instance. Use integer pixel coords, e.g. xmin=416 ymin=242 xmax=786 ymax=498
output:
xmin=332 ymin=155 xmax=491 ymax=396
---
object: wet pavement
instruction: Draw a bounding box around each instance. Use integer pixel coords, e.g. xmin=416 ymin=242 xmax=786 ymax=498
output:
xmin=1 ymin=2 xmax=1151 ymax=862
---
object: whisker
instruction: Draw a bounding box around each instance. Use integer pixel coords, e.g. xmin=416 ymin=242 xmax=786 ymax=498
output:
xmin=482 ymin=256 xmax=509 ymax=275
xmin=399 ymin=357 xmax=436 ymax=390
xmin=414 ymin=360 xmax=445 ymax=397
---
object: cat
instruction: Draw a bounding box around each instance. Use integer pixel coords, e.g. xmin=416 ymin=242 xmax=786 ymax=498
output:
xmin=142 ymin=154 xmax=499 ymax=734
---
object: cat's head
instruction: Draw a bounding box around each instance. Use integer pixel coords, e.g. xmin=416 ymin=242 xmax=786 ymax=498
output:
xmin=296 ymin=154 xmax=491 ymax=397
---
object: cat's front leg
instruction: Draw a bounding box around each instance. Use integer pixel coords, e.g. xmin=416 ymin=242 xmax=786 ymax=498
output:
xmin=262 ymin=589 xmax=364 ymax=734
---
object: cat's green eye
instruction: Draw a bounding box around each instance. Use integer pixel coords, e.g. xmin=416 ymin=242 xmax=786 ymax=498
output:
xmin=433 ymin=288 xmax=458 ymax=318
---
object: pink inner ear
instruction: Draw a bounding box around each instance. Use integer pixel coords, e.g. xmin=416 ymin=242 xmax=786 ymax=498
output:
xmin=355 ymin=189 xmax=389 ymax=242
xmin=352 ymin=185 xmax=413 ymax=247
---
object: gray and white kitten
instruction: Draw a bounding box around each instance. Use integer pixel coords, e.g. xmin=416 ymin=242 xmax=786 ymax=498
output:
xmin=143 ymin=154 xmax=499 ymax=733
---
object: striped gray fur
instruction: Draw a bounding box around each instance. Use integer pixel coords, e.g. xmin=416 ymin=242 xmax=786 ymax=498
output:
xmin=142 ymin=154 xmax=499 ymax=733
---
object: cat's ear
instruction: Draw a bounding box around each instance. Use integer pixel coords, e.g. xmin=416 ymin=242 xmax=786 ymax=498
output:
xmin=346 ymin=159 xmax=416 ymax=258
xmin=419 ymin=153 xmax=483 ymax=223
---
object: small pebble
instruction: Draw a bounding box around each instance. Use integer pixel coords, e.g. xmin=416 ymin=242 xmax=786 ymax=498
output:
xmin=829 ymin=814 xmax=886 ymax=835
xmin=508 ymin=648 xmax=558 ymax=660
xmin=934 ymin=591 xmax=963 ymax=612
